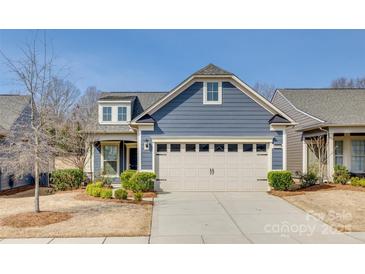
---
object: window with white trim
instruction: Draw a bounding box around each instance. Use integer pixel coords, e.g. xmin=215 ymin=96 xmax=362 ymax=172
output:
xmin=203 ymin=81 xmax=222 ymax=104
xmin=334 ymin=141 xmax=343 ymax=166
xmin=352 ymin=140 xmax=365 ymax=173
xmin=103 ymin=144 xmax=118 ymax=176
xmin=102 ymin=107 xmax=112 ymax=122
xmin=118 ymin=106 xmax=127 ymax=121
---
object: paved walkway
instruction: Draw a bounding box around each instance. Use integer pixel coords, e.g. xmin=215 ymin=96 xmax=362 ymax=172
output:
xmin=1 ymin=192 xmax=365 ymax=244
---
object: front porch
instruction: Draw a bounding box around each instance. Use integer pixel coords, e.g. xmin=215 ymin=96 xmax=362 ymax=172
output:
xmin=86 ymin=134 xmax=139 ymax=182
xmin=303 ymin=127 xmax=365 ymax=181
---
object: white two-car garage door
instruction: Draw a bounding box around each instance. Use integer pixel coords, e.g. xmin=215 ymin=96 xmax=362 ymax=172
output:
xmin=155 ymin=142 xmax=269 ymax=192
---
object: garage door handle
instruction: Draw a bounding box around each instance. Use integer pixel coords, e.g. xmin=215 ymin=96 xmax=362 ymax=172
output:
xmin=212 ymin=168 xmax=214 ymax=175
xmin=209 ymin=168 xmax=212 ymax=175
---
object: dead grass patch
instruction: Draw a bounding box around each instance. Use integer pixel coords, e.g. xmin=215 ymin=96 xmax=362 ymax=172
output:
xmin=283 ymin=190 xmax=365 ymax=232
xmin=1 ymin=211 xmax=72 ymax=228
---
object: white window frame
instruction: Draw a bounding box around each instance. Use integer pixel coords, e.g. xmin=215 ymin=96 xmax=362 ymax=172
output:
xmin=334 ymin=140 xmax=344 ymax=166
xmin=98 ymin=101 xmax=131 ymax=124
xmin=351 ymin=140 xmax=365 ymax=173
xmin=101 ymin=142 xmax=120 ymax=177
xmin=102 ymin=106 xmax=112 ymax=122
xmin=118 ymin=106 xmax=127 ymax=122
xmin=203 ymin=81 xmax=222 ymax=105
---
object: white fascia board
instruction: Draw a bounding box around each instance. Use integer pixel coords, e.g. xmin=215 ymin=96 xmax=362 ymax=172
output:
xmin=230 ymin=76 xmax=295 ymax=123
xmin=132 ymin=74 xmax=295 ymax=124
xmin=275 ymin=91 xmax=325 ymax=123
xmin=98 ymin=100 xmax=133 ymax=103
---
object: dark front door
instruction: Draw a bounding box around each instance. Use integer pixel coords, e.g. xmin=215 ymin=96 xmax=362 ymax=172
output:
xmin=129 ymin=148 xmax=137 ymax=170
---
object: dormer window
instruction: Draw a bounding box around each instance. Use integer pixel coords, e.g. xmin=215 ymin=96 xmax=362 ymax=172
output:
xmin=118 ymin=106 xmax=127 ymax=121
xmin=98 ymin=101 xmax=131 ymax=124
xmin=102 ymin=107 xmax=112 ymax=121
xmin=203 ymin=81 xmax=222 ymax=104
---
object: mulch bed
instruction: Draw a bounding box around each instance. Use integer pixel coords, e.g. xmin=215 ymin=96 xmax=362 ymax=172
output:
xmin=74 ymin=192 xmax=154 ymax=205
xmin=0 ymin=211 xmax=72 ymax=228
xmin=270 ymin=183 xmax=365 ymax=197
xmin=0 ymin=185 xmax=35 ymax=196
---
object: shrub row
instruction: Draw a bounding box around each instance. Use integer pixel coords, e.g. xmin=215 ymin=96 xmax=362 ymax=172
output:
xmin=86 ymin=182 xmax=112 ymax=199
xmin=51 ymin=169 xmax=84 ymax=191
xmin=350 ymin=177 xmax=365 ymax=187
xmin=121 ymin=170 xmax=156 ymax=192
xmin=267 ymin=171 xmax=293 ymax=191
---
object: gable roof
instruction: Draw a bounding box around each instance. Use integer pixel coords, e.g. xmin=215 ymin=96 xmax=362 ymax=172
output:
xmin=0 ymin=95 xmax=31 ymax=134
xmin=192 ymin=63 xmax=233 ymax=76
xmin=269 ymin=114 xmax=291 ymax=124
xmin=277 ymin=88 xmax=365 ymax=126
xmin=133 ymin=64 xmax=295 ymax=124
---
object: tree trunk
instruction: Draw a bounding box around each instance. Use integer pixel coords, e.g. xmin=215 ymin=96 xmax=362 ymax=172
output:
xmin=34 ymin=128 xmax=40 ymax=213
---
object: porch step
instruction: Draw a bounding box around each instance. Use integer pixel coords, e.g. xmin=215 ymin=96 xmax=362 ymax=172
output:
xmin=111 ymin=183 xmax=121 ymax=189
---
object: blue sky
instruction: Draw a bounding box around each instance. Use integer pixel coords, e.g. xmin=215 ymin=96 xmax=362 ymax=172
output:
xmin=1 ymin=30 xmax=365 ymax=93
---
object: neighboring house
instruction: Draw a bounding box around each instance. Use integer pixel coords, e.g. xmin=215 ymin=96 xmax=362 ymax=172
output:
xmin=272 ymin=89 xmax=365 ymax=180
xmin=0 ymin=94 xmax=34 ymax=191
xmin=86 ymin=64 xmax=295 ymax=191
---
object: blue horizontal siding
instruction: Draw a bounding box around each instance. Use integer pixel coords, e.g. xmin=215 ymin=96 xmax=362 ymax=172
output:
xmin=272 ymin=148 xmax=283 ymax=170
xmin=141 ymin=81 xmax=281 ymax=170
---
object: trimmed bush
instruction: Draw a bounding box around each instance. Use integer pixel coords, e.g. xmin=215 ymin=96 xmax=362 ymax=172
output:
xmin=51 ymin=169 xmax=84 ymax=191
xmin=333 ymin=165 xmax=350 ymax=185
xmin=91 ymin=187 xmax=102 ymax=197
xmin=351 ymin=177 xmax=365 ymax=187
xmin=134 ymin=191 xmax=143 ymax=201
xmin=267 ymin=171 xmax=293 ymax=191
xmin=94 ymin=181 xmax=104 ymax=188
xmin=120 ymin=170 xmax=138 ymax=190
xmin=86 ymin=183 xmax=93 ymax=195
xmin=100 ymin=188 xmax=113 ymax=199
xmin=300 ymin=172 xmax=318 ymax=188
xmin=129 ymin=172 xmax=156 ymax=192
xmin=114 ymin=188 xmax=128 ymax=200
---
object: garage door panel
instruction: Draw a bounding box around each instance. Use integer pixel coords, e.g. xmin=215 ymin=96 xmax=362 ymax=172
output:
xmin=155 ymin=142 xmax=270 ymax=192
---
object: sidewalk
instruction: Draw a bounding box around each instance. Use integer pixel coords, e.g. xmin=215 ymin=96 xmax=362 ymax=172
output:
xmin=1 ymin=233 xmax=365 ymax=244
xmin=0 ymin=237 xmax=149 ymax=244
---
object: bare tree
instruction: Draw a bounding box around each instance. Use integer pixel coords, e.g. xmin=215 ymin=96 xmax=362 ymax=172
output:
xmin=0 ymin=36 xmax=58 ymax=213
xmin=331 ymin=76 xmax=365 ymax=88
xmin=305 ymin=136 xmax=328 ymax=183
xmin=75 ymin=86 xmax=100 ymax=124
xmin=253 ymin=82 xmax=276 ymax=100
xmin=44 ymin=77 xmax=80 ymax=122
xmin=54 ymin=87 xmax=100 ymax=171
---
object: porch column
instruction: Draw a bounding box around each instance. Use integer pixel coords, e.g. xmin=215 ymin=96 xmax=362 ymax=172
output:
xmin=302 ymin=139 xmax=307 ymax=173
xmin=327 ymin=130 xmax=334 ymax=181
xmin=343 ymin=133 xmax=352 ymax=170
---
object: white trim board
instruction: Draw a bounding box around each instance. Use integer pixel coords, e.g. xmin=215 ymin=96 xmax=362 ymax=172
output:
xmin=132 ymin=74 xmax=295 ymax=124
xmin=273 ymin=90 xmax=325 ymax=123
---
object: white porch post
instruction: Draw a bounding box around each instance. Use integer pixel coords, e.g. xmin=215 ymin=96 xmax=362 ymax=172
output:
xmin=327 ymin=130 xmax=334 ymax=182
xmin=283 ymin=128 xmax=287 ymax=170
xmin=302 ymin=139 xmax=307 ymax=173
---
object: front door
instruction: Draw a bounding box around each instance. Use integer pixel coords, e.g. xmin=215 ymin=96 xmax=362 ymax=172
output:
xmin=129 ymin=148 xmax=138 ymax=170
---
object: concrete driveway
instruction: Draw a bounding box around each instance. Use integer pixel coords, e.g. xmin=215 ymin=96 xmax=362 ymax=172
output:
xmin=151 ymin=192 xmax=363 ymax=244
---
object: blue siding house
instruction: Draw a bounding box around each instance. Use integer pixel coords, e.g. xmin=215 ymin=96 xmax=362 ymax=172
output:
xmin=87 ymin=64 xmax=294 ymax=191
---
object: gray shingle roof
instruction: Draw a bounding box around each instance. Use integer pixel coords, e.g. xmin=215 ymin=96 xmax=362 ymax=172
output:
xmin=192 ymin=63 xmax=232 ymax=76
xmin=0 ymin=95 xmax=31 ymax=133
xmin=99 ymin=92 xmax=167 ymax=118
xmin=278 ymin=88 xmax=365 ymax=125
